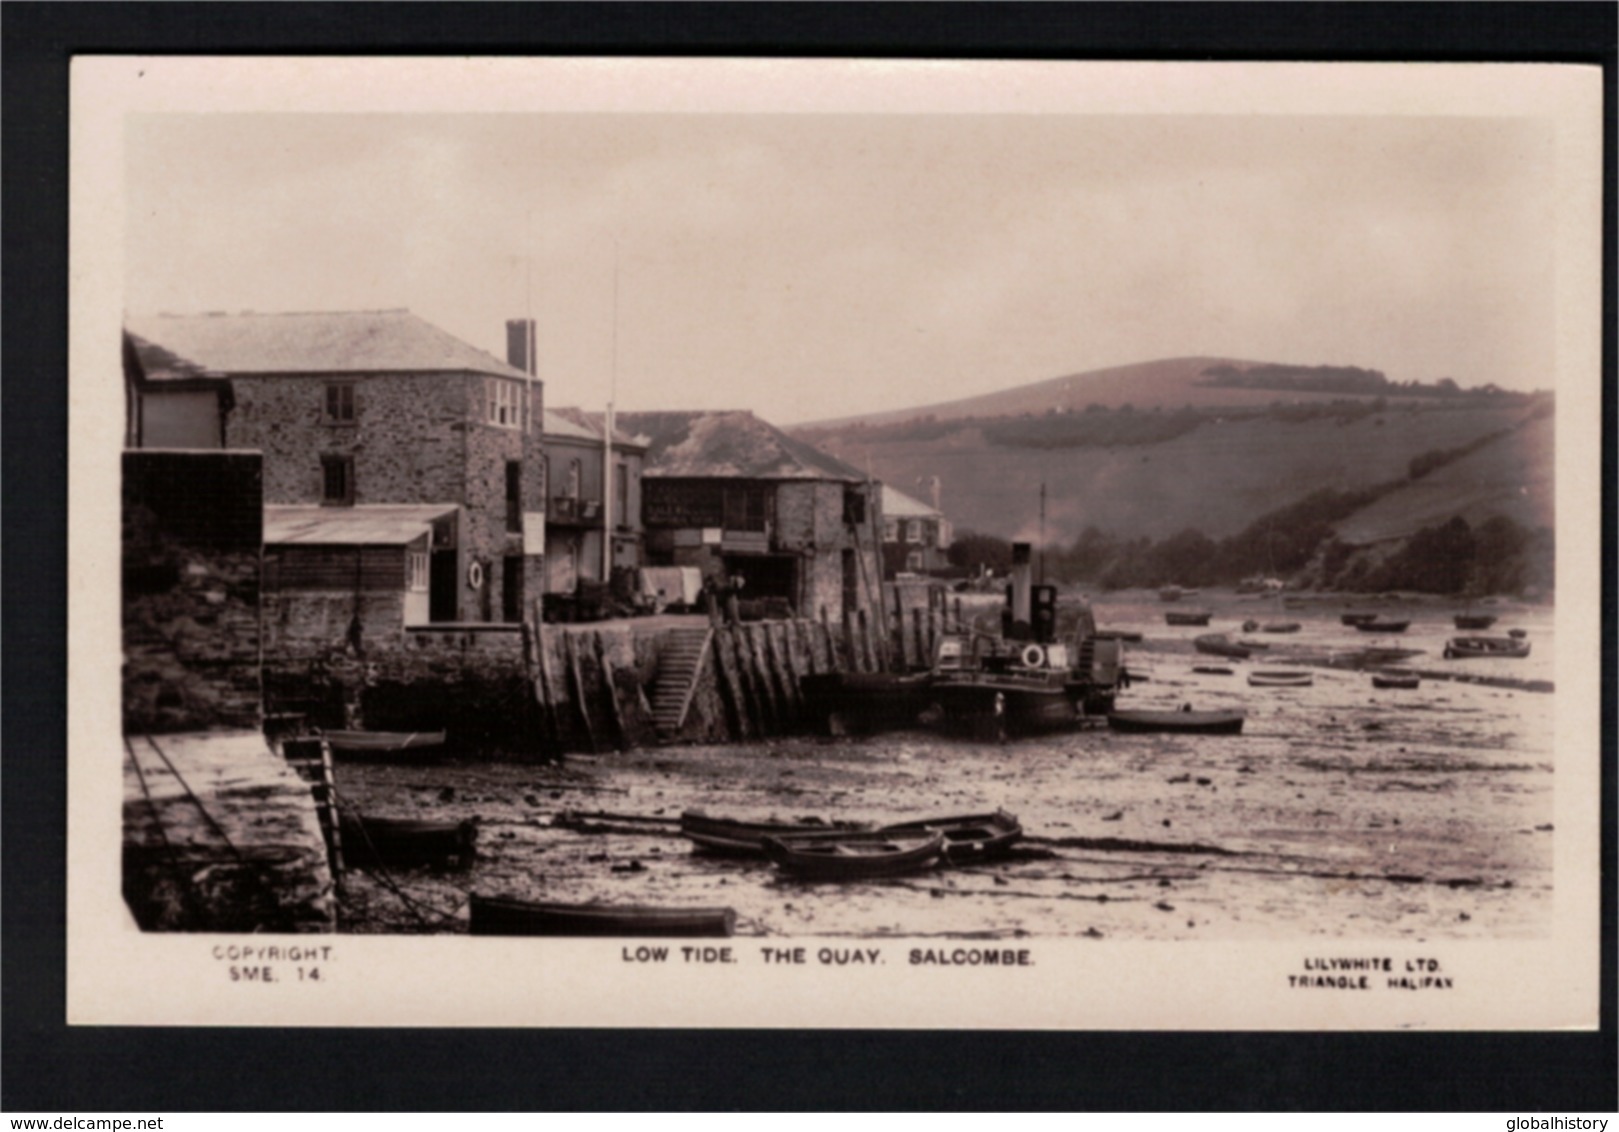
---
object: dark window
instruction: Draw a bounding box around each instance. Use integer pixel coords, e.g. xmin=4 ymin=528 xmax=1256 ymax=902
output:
xmin=506 ymin=460 xmax=522 ymax=532
xmin=502 ymin=555 xmax=523 ymax=622
xmin=321 ymin=454 xmax=355 ymax=505
xmin=843 ymin=486 xmax=867 ymax=525
xmin=722 ymin=485 xmax=769 ymax=532
xmin=325 ymin=382 xmax=356 ymax=423
xmin=615 ymin=462 xmax=629 ymax=530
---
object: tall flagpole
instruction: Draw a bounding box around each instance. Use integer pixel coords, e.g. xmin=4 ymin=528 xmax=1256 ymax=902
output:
xmin=602 ymin=243 xmax=619 ymax=583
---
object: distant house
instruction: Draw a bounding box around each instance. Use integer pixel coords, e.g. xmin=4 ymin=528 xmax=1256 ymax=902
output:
xmin=540 ymin=407 xmax=648 ymax=598
xmin=880 ymin=483 xmax=953 ymax=577
xmin=124 ymin=310 xmax=546 ymax=624
xmin=617 ymin=410 xmax=883 ymax=620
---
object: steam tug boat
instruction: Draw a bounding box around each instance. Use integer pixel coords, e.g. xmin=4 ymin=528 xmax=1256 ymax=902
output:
xmin=930 ymin=543 xmax=1126 ymax=740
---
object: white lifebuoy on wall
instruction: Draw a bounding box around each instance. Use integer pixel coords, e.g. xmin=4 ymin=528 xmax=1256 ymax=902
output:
xmin=1020 ymin=643 xmax=1047 ymax=669
xmin=467 ymin=560 xmax=486 ymax=589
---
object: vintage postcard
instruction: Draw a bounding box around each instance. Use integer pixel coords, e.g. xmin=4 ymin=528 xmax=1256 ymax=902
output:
xmin=68 ymin=57 xmax=1603 ymax=1028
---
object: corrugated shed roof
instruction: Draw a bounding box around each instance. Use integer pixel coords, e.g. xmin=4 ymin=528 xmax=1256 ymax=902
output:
xmin=881 ymin=484 xmax=941 ymax=519
xmin=264 ymin=504 xmax=458 ymax=546
xmin=124 ymin=310 xmax=530 ymax=380
xmin=543 ymin=406 xmax=646 ymax=449
xmin=617 ymin=410 xmax=866 ymax=482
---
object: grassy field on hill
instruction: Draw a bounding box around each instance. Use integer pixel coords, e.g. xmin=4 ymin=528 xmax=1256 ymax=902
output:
xmin=811 ymin=401 xmax=1544 ymax=544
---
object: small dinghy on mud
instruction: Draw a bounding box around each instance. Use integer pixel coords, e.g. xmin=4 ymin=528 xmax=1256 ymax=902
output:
xmin=1371 ymin=671 xmax=1421 ymax=690
xmin=763 ymin=830 xmax=946 ymax=880
xmin=1444 ymin=635 xmax=1531 ymax=659
xmin=1354 ymin=619 xmax=1411 ymax=634
xmin=679 ymin=810 xmax=868 ymax=856
xmin=324 ymin=730 xmax=446 ymax=761
xmin=468 ymin=894 xmax=736 ymax=937
xmin=339 ymin=815 xmax=477 ymax=868
xmin=1454 ymin=613 xmax=1498 ymax=630
xmin=875 ymin=810 xmax=1023 ymax=865
xmin=1107 ymin=707 xmax=1245 ymax=735
xmin=1340 ymin=612 xmax=1379 ymax=627
xmin=1164 ymin=610 xmax=1213 ymax=627
xmin=1247 ymin=669 xmax=1314 ymax=688
xmin=1194 ymin=634 xmax=1251 ymax=659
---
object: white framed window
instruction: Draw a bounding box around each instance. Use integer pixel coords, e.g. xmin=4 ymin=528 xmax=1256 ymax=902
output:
xmin=883 ymin=518 xmax=898 ymax=542
xmin=487 ymin=380 xmax=520 ymax=428
xmin=407 ymin=549 xmax=429 ymax=592
xmin=905 ymin=519 xmax=922 ymax=544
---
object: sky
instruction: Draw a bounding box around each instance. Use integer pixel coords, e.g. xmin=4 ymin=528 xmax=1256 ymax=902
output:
xmin=125 ymin=110 xmax=1556 ymax=425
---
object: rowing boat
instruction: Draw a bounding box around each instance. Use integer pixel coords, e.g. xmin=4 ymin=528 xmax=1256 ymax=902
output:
xmin=1261 ymin=622 xmax=1301 ymax=634
xmin=1340 ymin=612 xmax=1379 ymax=626
xmin=1164 ymin=610 xmax=1213 ymax=627
xmin=764 ymin=830 xmax=946 ymax=880
xmin=1192 ymin=664 xmax=1235 ymax=675
xmin=338 ymin=815 xmax=477 ymax=868
xmin=468 ymin=894 xmax=736 ymax=937
xmin=1453 ymin=614 xmax=1498 ymax=630
xmin=324 ymin=730 xmax=446 ymax=760
xmin=1107 ymin=709 xmax=1245 ymax=735
xmin=1444 ymin=636 xmax=1531 ymax=660
xmin=1193 ymin=634 xmax=1250 ymax=659
xmin=875 ymin=810 xmax=1023 ymax=864
xmin=1247 ymin=669 xmax=1314 ymax=688
xmin=1353 ymin=620 xmax=1411 ymax=634
xmin=1371 ymin=672 xmax=1421 ymax=689
xmin=680 ymin=810 xmax=868 ymax=856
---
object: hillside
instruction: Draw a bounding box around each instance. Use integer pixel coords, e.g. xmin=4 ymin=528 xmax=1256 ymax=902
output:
xmin=804 ymin=400 xmax=1549 ymax=545
xmin=799 ymin=356 xmax=1464 ymax=430
xmin=1330 ymin=412 xmax=1554 ymax=545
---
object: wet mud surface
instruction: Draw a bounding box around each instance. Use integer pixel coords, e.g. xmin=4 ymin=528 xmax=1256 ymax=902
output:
xmin=336 ymin=594 xmax=1555 ymax=940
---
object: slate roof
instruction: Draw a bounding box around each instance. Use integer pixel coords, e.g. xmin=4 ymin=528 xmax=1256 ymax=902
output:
xmin=124 ymin=310 xmax=530 ymax=381
xmin=615 ymin=410 xmax=866 ymax=482
xmin=264 ymin=504 xmax=458 ymax=546
xmin=543 ymin=407 xmax=647 ymax=449
xmin=881 ymin=484 xmax=942 ymax=519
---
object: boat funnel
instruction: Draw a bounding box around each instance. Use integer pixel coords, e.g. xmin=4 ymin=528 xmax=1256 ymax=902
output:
xmin=1005 ymin=542 xmax=1033 ymax=640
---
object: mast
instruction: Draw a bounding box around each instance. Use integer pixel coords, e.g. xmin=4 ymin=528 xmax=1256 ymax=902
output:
xmin=1038 ymin=481 xmax=1047 ymax=584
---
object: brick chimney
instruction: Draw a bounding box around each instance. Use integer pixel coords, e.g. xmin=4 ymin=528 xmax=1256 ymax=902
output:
xmin=505 ymin=318 xmax=537 ymax=376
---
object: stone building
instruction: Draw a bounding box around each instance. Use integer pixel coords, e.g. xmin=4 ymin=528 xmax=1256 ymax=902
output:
xmin=617 ymin=410 xmax=883 ymax=621
xmin=539 ymin=407 xmax=648 ymax=601
xmin=880 ymin=483 xmax=954 ymax=577
xmin=124 ymin=310 xmax=546 ymax=624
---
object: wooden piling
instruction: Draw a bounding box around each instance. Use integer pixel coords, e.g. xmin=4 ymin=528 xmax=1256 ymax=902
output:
xmin=562 ymin=631 xmax=599 ymax=754
xmin=593 ymin=632 xmax=627 ymax=750
xmin=747 ymin=625 xmax=782 ymax=732
xmin=712 ymin=628 xmax=753 ymax=741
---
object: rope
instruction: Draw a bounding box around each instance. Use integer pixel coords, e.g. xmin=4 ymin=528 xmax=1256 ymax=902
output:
xmin=124 ymin=735 xmax=209 ymax=928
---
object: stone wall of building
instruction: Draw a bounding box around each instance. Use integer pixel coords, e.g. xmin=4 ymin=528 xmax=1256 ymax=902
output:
xmin=122 ymin=451 xmax=264 ymax=732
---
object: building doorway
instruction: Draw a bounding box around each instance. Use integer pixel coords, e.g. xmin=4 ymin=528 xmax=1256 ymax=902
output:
xmin=430 ymin=550 xmax=458 ymax=621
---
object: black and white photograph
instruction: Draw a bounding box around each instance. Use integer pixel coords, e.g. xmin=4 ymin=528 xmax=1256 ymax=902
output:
xmin=68 ymin=56 xmax=1603 ymax=1030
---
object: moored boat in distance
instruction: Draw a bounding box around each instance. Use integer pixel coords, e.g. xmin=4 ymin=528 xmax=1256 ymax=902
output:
xmin=1247 ymin=669 xmax=1314 ymax=688
xmin=680 ymin=810 xmax=868 ymax=856
xmin=764 ymin=830 xmax=946 ymax=880
xmin=1444 ymin=636 xmax=1531 ymax=660
xmin=1354 ymin=619 xmax=1411 ymax=634
xmin=1164 ymin=610 xmax=1213 ymax=627
xmin=468 ymin=894 xmax=736 ymax=937
xmin=1340 ymin=612 xmax=1379 ymax=626
xmin=1192 ymin=664 xmax=1235 ymax=675
xmin=1108 ymin=708 xmax=1245 ymax=735
xmin=1261 ymin=622 xmax=1301 ymax=634
xmin=1194 ymin=633 xmax=1251 ymax=659
xmin=1371 ymin=672 xmax=1421 ymax=690
xmin=875 ymin=810 xmax=1023 ymax=864
xmin=1454 ymin=613 xmax=1498 ymax=630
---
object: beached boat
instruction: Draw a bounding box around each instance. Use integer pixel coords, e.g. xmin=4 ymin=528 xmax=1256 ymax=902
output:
xmin=764 ymin=830 xmax=946 ymax=880
xmin=1247 ymin=669 xmax=1314 ymax=688
xmin=1164 ymin=610 xmax=1213 ymax=627
xmin=468 ymin=894 xmax=736 ymax=937
xmin=1454 ymin=614 xmax=1498 ymax=630
xmin=1261 ymin=622 xmax=1301 ymax=634
xmin=799 ymin=671 xmax=933 ymax=736
xmin=1340 ymin=612 xmax=1379 ymax=626
xmin=324 ymin=730 xmax=446 ymax=760
xmin=680 ymin=810 xmax=868 ymax=856
xmin=875 ymin=810 xmax=1023 ymax=864
xmin=1192 ymin=665 xmax=1235 ymax=676
xmin=1371 ymin=672 xmax=1421 ymax=690
xmin=339 ymin=815 xmax=476 ymax=868
xmin=1444 ymin=636 xmax=1531 ymax=660
xmin=1353 ymin=619 xmax=1411 ymax=634
xmin=1194 ymin=634 xmax=1251 ymax=659
xmin=1107 ymin=709 xmax=1245 ymax=735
